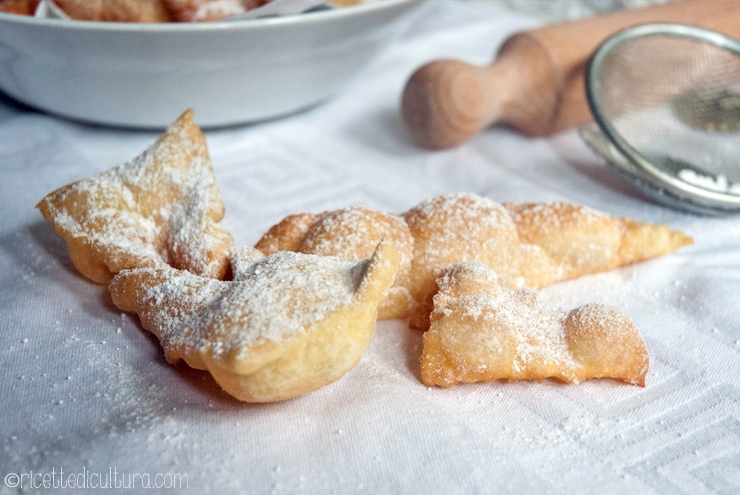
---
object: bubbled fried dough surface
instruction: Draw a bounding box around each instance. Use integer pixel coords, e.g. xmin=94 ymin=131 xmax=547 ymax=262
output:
xmin=420 ymin=262 xmax=649 ymax=388
xmin=256 ymin=212 xmax=329 ymax=255
xmin=255 ymin=193 xmax=693 ymax=328
xmin=109 ymin=240 xmax=400 ymax=403
xmin=404 ymin=194 xmax=523 ymax=329
xmin=37 ymin=109 xmax=233 ymax=284
xmin=505 ymin=202 xmax=694 ymax=288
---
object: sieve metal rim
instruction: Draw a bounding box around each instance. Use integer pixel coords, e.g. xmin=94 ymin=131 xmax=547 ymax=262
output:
xmin=585 ymin=22 xmax=740 ymax=213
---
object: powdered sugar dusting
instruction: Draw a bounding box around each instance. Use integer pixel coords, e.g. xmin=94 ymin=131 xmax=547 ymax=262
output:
xmin=407 ymin=193 xmax=515 ymax=243
xmin=139 ymin=251 xmax=370 ymax=356
xmin=507 ymin=289 xmax=572 ymax=374
xmin=506 ymin=201 xmax=609 ymax=229
xmin=301 ymin=206 xmax=408 ymax=258
xmin=166 ymin=161 xmax=224 ymax=275
xmin=37 ymin=110 xmax=232 ymax=281
xmin=438 ymin=261 xmax=575 ymax=374
xmin=404 ymin=192 xmax=521 ymax=290
xmin=423 ymin=261 xmax=649 ymax=387
xmin=504 ymin=201 xmax=624 ymax=284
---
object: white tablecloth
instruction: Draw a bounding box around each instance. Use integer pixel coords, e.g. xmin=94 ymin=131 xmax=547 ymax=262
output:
xmin=2 ymin=1 xmax=739 ymax=493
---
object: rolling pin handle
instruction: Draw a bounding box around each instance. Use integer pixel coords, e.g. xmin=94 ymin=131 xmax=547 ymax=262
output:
xmin=402 ymin=0 xmax=740 ymax=149
xmin=401 ymin=35 xmax=560 ymax=149
xmin=401 ymin=59 xmax=502 ymax=149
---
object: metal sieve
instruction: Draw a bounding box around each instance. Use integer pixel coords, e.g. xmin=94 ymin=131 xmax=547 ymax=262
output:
xmin=582 ymin=23 xmax=740 ymax=215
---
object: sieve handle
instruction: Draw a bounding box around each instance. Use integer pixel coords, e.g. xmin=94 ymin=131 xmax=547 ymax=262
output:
xmin=402 ymin=0 xmax=740 ymax=149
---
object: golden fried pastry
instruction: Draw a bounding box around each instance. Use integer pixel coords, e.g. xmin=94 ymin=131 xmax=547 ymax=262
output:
xmin=505 ymin=202 xmax=694 ymax=289
xmin=403 ymin=194 xmax=523 ymax=329
xmin=109 ymin=240 xmax=400 ymax=402
xmin=0 ymin=0 xmax=39 ymax=15
xmin=256 ymin=212 xmax=329 ymax=254
xmin=52 ymin=0 xmax=172 ymax=22
xmin=420 ymin=262 xmax=649 ymax=388
xmin=257 ymin=207 xmax=414 ymax=320
xmin=256 ymin=193 xmax=693 ymax=329
xmin=37 ymin=109 xmax=233 ymax=284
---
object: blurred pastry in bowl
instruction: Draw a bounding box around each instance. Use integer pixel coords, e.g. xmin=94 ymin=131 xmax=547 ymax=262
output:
xmin=163 ymin=0 xmax=265 ymax=22
xmin=0 ymin=0 xmax=422 ymax=127
xmin=0 ymin=0 xmax=39 ymax=14
xmin=52 ymin=0 xmax=173 ymax=22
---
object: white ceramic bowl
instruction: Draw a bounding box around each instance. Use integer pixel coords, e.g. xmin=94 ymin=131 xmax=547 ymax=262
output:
xmin=0 ymin=0 xmax=421 ymax=128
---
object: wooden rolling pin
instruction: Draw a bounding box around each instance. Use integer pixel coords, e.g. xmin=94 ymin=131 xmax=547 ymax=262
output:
xmin=401 ymin=0 xmax=740 ymax=149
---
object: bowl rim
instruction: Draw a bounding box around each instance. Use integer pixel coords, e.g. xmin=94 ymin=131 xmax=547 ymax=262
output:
xmin=0 ymin=0 xmax=420 ymax=32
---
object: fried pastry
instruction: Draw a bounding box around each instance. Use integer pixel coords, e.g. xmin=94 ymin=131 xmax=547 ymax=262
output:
xmin=109 ymin=240 xmax=400 ymax=402
xmin=420 ymin=262 xmax=649 ymax=387
xmin=255 ymin=193 xmax=693 ymax=329
xmin=403 ymin=194 xmax=523 ymax=329
xmin=37 ymin=109 xmax=233 ymax=284
xmin=256 ymin=212 xmax=329 ymax=254
xmin=257 ymin=206 xmax=414 ymax=320
xmin=504 ymin=202 xmax=694 ymax=289
xmin=52 ymin=0 xmax=172 ymax=22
